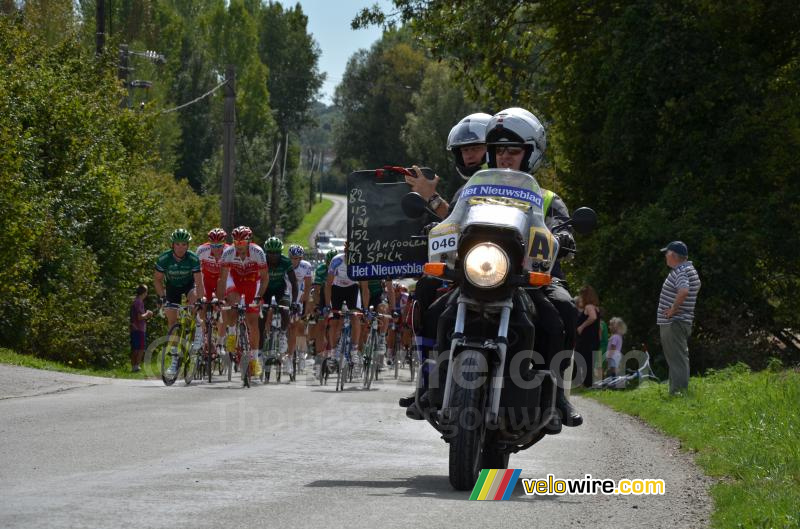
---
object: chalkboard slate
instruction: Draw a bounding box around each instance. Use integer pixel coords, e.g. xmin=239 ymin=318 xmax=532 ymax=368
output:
xmin=346 ymin=167 xmax=435 ymax=280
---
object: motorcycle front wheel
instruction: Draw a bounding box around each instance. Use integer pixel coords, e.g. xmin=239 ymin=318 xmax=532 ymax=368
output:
xmin=448 ymin=349 xmax=488 ymax=491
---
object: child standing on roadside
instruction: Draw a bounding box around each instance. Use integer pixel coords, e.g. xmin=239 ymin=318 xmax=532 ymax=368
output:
xmin=606 ymin=317 xmax=627 ymax=377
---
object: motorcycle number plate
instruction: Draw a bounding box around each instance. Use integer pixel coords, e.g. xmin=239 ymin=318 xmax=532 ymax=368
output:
xmin=429 ymin=232 xmax=458 ymax=255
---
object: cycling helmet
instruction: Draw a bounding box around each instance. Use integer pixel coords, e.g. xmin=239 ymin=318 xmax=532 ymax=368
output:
xmin=288 ymin=244 xmax=304 ymax=257
xmin=207 ymin=228 xmax=227 ymax=243
xmin=264 ymin=236 xmax=283 ymax=253
xmin=170 ymin=228 xmax=192 ymax=244
xmin=325 ymin=248 xmax=337 ymax=263
xmin=231 ymin=226 xmax=253 ymax=242
xmin=447 ymin=113 xmax=491 ymax=180
xmin=485 ymin=107 xmax=546 ymax=173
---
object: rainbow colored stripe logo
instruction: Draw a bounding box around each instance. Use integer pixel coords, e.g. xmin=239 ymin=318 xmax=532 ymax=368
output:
xmin=469 ymin=469 xmax=522 ymax=501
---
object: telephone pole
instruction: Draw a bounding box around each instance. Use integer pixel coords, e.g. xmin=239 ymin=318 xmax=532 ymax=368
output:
xmin=96 ymin=0 xmax=105 ymax=56
xmin=221 ymin=66 xmax=236 ymax=232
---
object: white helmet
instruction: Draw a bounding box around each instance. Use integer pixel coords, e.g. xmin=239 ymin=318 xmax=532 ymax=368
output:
xmin=486 ymin=107 xmax=547 ymax=172
xmin=447 ymin=113 xmax=492 ymax=180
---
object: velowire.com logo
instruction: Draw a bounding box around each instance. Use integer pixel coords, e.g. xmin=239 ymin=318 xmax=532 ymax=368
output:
xmin=469 ymin=469 xmax=522 ymax=501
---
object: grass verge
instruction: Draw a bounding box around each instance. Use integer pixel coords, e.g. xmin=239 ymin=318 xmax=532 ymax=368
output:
xmin=0 ymin=347 xmax=160 ymax=380
xmin=585 ymin=363 xmax=800 ymax=529
xmin=284 ymin=198 xmax=333 ymax=250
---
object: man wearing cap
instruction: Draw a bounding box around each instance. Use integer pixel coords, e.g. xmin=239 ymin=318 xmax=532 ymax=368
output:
xmin=658 ymin=241 xmax=701 ymax=395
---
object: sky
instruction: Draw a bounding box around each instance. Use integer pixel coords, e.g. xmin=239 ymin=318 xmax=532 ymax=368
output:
xmin=298 ymin=0 xmax=394 ymax=105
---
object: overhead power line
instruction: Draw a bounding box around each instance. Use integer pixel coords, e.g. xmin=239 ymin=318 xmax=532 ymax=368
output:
xmin=158 ymin=79 xmax=229 ymax=114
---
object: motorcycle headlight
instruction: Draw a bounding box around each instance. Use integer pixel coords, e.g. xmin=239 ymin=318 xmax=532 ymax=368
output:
xmin=464 ymin=243 xmax=509 ymax=288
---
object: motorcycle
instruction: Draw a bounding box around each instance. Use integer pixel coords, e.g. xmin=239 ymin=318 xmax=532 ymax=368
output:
xmin=401 ymin=168 xmax=596 ymax=491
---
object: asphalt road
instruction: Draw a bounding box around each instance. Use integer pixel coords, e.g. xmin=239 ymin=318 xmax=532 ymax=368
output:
xmin=0 ymin=364 xmax=712 ymax=529
xmin=308 ymin=193 xmax=347 ymax=247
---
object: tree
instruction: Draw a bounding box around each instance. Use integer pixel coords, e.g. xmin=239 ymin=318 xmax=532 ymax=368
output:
xmin=402 ymin=61 xmax=480 ymax=200
xmin=333 ymin=28 xmax=427 ymax=173
xmin=256 ymin=1 xmax=325 ymax=233
xmin=355 ymin=0 xmax=800 ymax=369
xmin=0 ymin=15 xmax=217 ymax=366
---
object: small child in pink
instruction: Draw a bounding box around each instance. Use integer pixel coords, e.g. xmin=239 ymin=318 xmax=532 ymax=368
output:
xmin=605 ymin=317 xmax=627 ymax=377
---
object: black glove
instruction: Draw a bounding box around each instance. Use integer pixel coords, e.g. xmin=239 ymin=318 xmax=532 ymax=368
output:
xmin=423 ymin=222 xmax=439 ymax=235
xmin=555 ymin=232 xmax=576 ymax=258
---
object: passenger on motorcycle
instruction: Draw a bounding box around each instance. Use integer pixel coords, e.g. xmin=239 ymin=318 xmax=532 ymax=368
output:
xmin=399 ymin=113 xmax=492 ymax=413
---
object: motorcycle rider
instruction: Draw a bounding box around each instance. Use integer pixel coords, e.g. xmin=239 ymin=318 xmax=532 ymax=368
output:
xmin=483 ymin=107 xmax=583 ymax=428
xmin=404 ymin=108 xmax=583 ymax=430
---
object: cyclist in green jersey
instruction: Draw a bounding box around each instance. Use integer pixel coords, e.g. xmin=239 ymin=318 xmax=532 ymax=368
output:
xmin=154 ymin=229 xmax=204 ymax=375
xmin=260 ymin=237 xmax=298 ymax=355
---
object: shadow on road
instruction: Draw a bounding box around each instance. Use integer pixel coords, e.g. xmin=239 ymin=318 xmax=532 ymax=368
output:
xmin=304 ymin=474 xmax=540 ymax=502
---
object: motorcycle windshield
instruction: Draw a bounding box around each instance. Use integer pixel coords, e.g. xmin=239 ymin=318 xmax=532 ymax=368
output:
xmin=428 ymin=169 xmax=559 ymax=274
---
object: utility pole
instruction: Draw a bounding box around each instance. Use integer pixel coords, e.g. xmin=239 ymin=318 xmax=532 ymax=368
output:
xmin=96 ymin=0 xmax=105 ymax=56
xmin=308 ymin=150 xmax=315 ymax=211
xmin=221 ymin=66 xmax=236 ymax=232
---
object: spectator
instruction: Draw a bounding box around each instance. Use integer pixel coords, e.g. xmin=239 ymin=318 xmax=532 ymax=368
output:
xmin=606 ymin=317 xmax=627 ymax=377
xmin=575 ymin=285 xmax=601 ymax=388
xmin=596 ymin=308 xmax=609 ymax=383
xmin=130 ymin=284 xmax=153 ymax=372
xmin=657 ymin=241 xmax=701 ymax=395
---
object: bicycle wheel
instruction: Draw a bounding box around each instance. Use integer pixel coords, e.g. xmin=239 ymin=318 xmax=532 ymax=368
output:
xmin=206 ymin=321 xmax=215 ymax=383
xmin=290 ymin=351 xmax=297 ymax=382
xmin=335 ymin=346 xmax=344 ymax=392
xmin=393 ymin=342 xmax=399 ymax=380
xmin=238 ymin=323 xmax=250 ymax=388
xmin=161 ymin=323 xmax=183 ymax=386
xmin=363 ymin=334 xmax=376 ymax=389
xmin=409 ymin=349 xmax=415 ymax=383
xmin=319 ymin=356 xmax=327 ymax=386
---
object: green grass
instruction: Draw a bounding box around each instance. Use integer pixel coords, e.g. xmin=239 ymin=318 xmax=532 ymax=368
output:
xmin=284 ymin=198 xmax=333 ymax=250
xmin=0 ymin=347 xmax=161 ymax=380
xmin=586 ymin=363 xmax=800 ymax=529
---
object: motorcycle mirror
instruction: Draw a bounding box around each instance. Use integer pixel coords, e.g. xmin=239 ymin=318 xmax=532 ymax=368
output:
xmin=401 ymin=192 xmax=430 ymax=219
xmin=571 ymin=207 xmax=598 ymax=234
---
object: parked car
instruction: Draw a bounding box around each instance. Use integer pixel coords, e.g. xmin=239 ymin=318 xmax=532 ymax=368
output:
xmin=330 ymin=237 xmax=345 ymax=254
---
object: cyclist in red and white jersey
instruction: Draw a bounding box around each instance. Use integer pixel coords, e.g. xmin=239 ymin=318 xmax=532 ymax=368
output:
xmin=197 ymin=228 xmax=229 ymax=299
xmin=217 ymin=226 xmax=269 ymax=366
xmin=196 ymin=228 xmax=229 ymax=350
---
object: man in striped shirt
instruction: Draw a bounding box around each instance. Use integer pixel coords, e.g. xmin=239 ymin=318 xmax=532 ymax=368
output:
xmin=658 ymin=241 xmax=701 ymax=395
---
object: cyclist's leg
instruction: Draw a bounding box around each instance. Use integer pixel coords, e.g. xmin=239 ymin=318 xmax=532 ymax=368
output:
xmin=345 ymin=285 xmax=362 ymax=351
xmin=223 ymin=276 xmax=239 ymax=329
xmin=279 ymin=298 xmax=290 ymax=354
xmin=328 ymin=286 xmax=346 ymax=355
xmin=243 ymin=282 xmax=261 ymax=359
xmin=164 ymin=285 xmax=182 ymax=329
xmin=186 ymin=286 xmax=202 ymax=346
xmin=311 ymin=286 xmax=326 ymax=352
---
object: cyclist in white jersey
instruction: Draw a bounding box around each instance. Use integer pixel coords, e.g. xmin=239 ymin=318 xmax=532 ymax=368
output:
xmin=324 ymin=251 xmax=364 ymax=361
xmin=286 ymin=245 xmax=313 ymax=371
